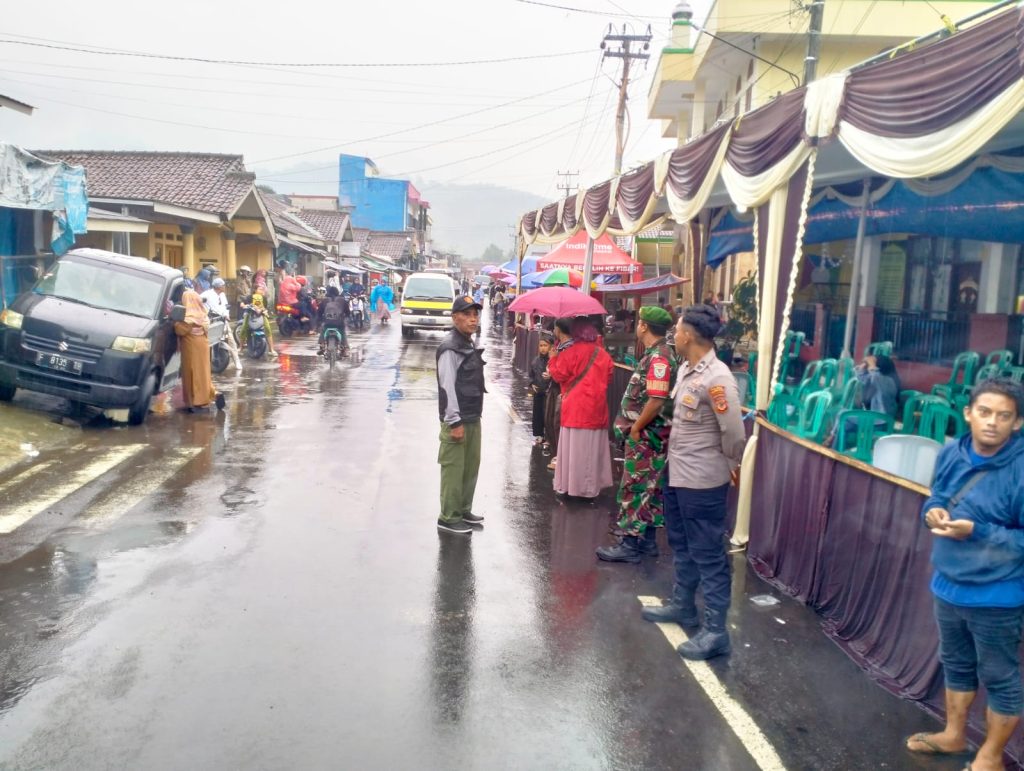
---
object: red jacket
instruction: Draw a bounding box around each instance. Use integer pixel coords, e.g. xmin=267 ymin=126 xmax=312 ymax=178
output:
xmin=548 ymin=341 xmax=613 ymax=430
xmin=279 ymin=276 xmax=300 ymax=306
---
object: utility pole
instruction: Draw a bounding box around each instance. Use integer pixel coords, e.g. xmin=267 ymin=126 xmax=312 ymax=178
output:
xmin=602 ymin=24 xmax=651 ymax=176
xmin=556 ymin=170 xmax=579 ymax=197
xmin=803 ymin=0 xmax=826 ymax=85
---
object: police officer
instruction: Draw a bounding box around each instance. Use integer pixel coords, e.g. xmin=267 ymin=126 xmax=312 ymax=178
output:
xmin=642 ymin=304 xmax=746 ymax=660
xmin=435 ymin=295 xmax=487 ymax=536
xmin=597 ymin=306 xmax=678 ymax=563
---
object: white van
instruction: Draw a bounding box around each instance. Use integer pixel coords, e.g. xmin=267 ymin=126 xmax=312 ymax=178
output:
xmin=399 ymin=272 xmax=458 ymax=337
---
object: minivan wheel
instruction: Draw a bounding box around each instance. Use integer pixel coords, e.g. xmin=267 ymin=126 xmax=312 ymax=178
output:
xmin=0 ymin=382 xmax=15 ymax=402
xmin=127 ymin=372 xmax=157 ymax=426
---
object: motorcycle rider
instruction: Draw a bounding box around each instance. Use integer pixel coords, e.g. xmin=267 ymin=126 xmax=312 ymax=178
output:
xmin=348 ymin=293 xmax=366 ymax=330
xmin=296 ymin=275 xmax=316 ymax=329
xmin=200 ymin=277 xmax=242 ymax=372
xmin=317 ymin=286 xmax=349 ymax=357
xmin=278 ymin=271 xmax=301 ymax=308
xmin=238 ymin=293 xmax=278 ymax=358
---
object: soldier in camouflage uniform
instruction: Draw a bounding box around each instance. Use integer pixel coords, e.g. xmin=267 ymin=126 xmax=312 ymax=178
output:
xmin=596 ymin=306 xmax=678 ymax=564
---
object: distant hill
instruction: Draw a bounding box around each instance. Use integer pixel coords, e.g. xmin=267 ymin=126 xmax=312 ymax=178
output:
xmin=415 ymin=181 xmax=547 ymax=262
xmin=255 ymin=161 xmax=548 ymax=262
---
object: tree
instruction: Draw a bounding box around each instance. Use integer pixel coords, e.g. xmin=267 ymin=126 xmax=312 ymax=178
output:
xmin=479 ymin=243 xmax=505 ymax=263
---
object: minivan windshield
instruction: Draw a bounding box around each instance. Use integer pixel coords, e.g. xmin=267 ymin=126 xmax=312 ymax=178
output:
xmin=34 ymin=258 xmax=164 ymax=319
xmin=403 ymin=277 xmax=456 ymax=302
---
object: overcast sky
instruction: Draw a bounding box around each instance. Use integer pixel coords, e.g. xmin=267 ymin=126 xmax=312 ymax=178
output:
xmin=0 ymin=0 xmax=711 ymax=204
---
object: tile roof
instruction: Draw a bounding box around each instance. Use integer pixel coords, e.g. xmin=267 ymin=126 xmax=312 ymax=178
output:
xmin=352 ymin=227 xmax=370 ymax=247
xmin=262 ymin=193 xmax=326 ymax=242
xmin=33 ymin=150 xmax=256 ymax=217
xmin=294 ymin=209 xmax=352 ymax=244
xmin=364 ymin=231 xmax=411 ymax=262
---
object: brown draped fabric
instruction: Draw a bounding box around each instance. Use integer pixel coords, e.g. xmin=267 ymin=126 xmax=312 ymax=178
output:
xmin=615 ymin=162 xmax=655 ymax=222
xmin=539 ymin=202 xmax=560 ymax=236
xmin=842 ymin=8 xmax=1024 ymax=137
xmin=174 ymin=322 xmax=216 ymax=408
xmin=666 ymin=122 xmax=731 ymax=200
xmin=726 ymin=88 xmax=806 ymax=176
xmin=521 ymin=210 xmax=537 ymax=238
xmin=754 ymin=160 xmax=810 ymax=383
xmin=583 ymin=181 xmax=612 ymax=231
xmin=562 ymin=194 xmax=578 ymax=231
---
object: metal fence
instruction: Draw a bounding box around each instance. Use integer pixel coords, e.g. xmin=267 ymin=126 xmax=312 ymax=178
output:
xmin=876 ymin=310 xmax=970 ymax=363
xmin=789 ymin=305 xmax=817 ymax=346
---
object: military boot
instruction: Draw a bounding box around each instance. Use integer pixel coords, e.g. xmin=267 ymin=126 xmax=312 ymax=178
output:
xmin=641 ymin=593 xmax=699 ymax=628
xmin=637 ymin=531 xmax=659 ymax=557
xmin=677 ymin=608 xmax=731 ymax=661
xmin=595 ymin=536 xmax=642 ymax=563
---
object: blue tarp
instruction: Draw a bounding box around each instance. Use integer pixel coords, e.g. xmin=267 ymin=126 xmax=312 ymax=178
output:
xmin=500 ymin=256 xmax=540 ymax=275
xmin=706 ymin=165 xmax=1024 ymax=267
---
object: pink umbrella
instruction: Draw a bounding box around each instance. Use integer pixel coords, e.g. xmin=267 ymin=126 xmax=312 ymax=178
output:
xmin=507 ymin=286 xmax=606 ymax=318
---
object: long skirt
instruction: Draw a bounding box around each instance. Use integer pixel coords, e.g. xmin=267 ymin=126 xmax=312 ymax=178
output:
xmin=175 ymin=324 xmax=216 ymax=408
xmin=377 ymin=299 xmax=391 ymax=320
xmin=553 ymin=426 xmax=613 ymax=498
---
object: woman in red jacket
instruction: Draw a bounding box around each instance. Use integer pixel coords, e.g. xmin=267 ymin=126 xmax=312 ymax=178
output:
xmin=547 ymin=317 xmax=614 ymax=499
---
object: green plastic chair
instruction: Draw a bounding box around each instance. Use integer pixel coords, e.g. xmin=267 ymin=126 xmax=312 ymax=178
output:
xmin=919 ymin=401 xmax=968 ymax=442
xmin=899 ymin=393 xmax=948 ymax=435
xmin=834 ymin=357 xmax=856 ymax=391
xmin=864 ymin=341 xmax=893 ymax=358
xmin=973 ymin=363 xmax=1002 ymax=386
xmin=1004 ymin=366 xmax=1024 ymax=383
xmin=622 ymin=355 xmax=638 ymax=368
xmin=835 ymin=409 xmax=895 ymax=462
xmin=834 ymin=377 xmax=861 ymax=412
xmin=768 ymin=392 xmax=801 ymax=430
xmin=931 ymin=352 xmax=980 ymax=401
xmin=779 ymin=330 xmax=805 ymax=386
xmin=985 ymin=349 xmax=1014 ymax=370
xmin=796 ymin=390 xmax=834 ymax=442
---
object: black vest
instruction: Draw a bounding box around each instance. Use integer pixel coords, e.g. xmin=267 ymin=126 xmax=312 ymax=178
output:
xmin=436 ymin=331 xmax=486 ymax=423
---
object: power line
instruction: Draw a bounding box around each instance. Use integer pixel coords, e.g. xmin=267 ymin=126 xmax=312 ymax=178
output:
xmin=0 ymin=35 xmax=593 ymax=68
xmin=253 ymin=75 xmax=597 ymax=164
xmin=512 ymin=0 xmax=662 ymax=19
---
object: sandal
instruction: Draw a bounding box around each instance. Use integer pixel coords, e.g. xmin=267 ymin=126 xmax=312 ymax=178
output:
xmin=905 ymin=733 xmax=969 ymax=757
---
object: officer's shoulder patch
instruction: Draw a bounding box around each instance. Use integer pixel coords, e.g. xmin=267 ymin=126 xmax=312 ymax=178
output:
xmin=652 ymin=361 xmax=668 ymax=379
xmin=709 ymin=384 xmax=728 ymax=413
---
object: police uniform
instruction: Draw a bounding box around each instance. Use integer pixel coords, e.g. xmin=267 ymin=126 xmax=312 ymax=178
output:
xmin=664 ymin=348 xmax=746 ymax=638
xmin=436 ymin=296 xmax=487 ymax=532
xmin=613 ymin=338 xmax=677 ymax=538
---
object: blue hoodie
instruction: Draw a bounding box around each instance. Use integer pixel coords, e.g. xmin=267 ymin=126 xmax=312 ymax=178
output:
xmin=922 ymin=432 xmax=1024 ymax=607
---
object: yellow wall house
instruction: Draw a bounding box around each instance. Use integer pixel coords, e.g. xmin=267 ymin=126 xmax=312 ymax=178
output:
xmin=34 ymin=151 xmax=277 ymax=278
xmin=650 ymin=0 xmax=994 ymax=143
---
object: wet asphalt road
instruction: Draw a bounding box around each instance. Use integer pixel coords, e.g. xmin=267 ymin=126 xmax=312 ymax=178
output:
xmin=0 ymin=312 xmax=968 ymax=770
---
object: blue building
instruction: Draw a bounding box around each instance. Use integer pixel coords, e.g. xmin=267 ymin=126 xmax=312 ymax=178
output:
xmin=338 ymin=155 xmax=430 ymax=235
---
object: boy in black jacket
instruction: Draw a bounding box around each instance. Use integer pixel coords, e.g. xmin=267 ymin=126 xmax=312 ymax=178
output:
xmin=528 ymin=335 xmax=553 ymax=445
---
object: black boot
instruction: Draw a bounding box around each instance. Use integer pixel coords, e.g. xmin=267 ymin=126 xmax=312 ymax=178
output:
xmin=677 ymin=608 xmax=731 ymax=661
xmin=641 ymin=595 xmax=699 ymax=628
xmin=595 ymin=535 xmax=641 ymax=563
xmin=638 ymin=531 xmax=659 ymax=557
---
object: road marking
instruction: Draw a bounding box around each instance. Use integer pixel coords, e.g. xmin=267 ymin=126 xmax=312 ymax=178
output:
xmin=637 ymin=596 xmax=787 ymax=771
xmin=0 ymin=461 xmax=56 ymax=495
xmin=0 ymin=445 xmax=146 ymax=534
xmin=83 ymin=447 xmax=203 ymax=526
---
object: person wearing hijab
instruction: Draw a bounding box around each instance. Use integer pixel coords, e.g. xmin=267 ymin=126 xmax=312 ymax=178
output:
xmin=238 ymin=292 xmax=278 ymax=358
xmin=547 ymin=317 xmax=614 ymax=499
xmin=174 ymin=288 xmax=225 ymax=412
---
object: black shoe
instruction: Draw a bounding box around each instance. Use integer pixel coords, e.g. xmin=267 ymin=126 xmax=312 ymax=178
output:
xmin=641 ymin=602 xmax=700 ymax=628
xmin=461 ymin=512 xmax=485 ymax=524
xmin=596 ymin=536 xmax=641 ymax=563
xmin=677 ymin=627 xmax=731 ymax=660
xmin=437 ymin=519 xmax=472 ymax=535
xmin=214 ymin=393 xmax=226 ymax=411
xmin=638 ymin=534 xmax=659 ymax=557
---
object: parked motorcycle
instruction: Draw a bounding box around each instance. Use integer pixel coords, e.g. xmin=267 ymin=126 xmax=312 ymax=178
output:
xmin=208 ymin=314 xmax=231 ymax=374
xmin=244 ymin=306 xmax=268 ymax=359
xmin=348 ymin=296 xmax=366 ymax=331
xmin=275 ymin=302 xmax=316 ymax=338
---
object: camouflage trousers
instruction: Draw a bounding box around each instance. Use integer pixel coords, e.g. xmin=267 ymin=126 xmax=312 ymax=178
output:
xmin=615 ymin=432 xmax=669 ymax=537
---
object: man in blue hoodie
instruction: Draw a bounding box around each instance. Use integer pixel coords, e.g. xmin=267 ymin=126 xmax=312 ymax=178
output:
xmin=907 ymin=378 xmax=1024 ymax=770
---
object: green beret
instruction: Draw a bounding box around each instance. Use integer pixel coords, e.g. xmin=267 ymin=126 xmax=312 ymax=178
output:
xmin=639 ymin=306 xmax=673 ymax=326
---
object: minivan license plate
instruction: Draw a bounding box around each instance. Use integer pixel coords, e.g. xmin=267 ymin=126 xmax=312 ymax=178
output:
xmin=35 ymin=352 xmax=84 ymax=375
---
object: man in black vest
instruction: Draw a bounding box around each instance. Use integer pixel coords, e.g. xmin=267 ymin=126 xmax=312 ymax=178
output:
xmin=436 ymin=295 xmax=487 ymax=535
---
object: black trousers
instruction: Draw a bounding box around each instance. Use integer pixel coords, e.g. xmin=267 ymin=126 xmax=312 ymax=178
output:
xmin=532 ymin=391 xmax=546 ymax=438
xmin=663 ymin=483 xmax=731 ymax=614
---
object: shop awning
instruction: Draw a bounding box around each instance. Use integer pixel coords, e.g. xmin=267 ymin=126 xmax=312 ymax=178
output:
xmin=279 ymin=235 xmax=328 ymax=257
xmin=593 ymin=273 xmax=688 ymax=296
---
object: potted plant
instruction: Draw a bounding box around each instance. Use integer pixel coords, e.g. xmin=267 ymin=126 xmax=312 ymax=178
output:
xmin=716 ymin=272 xmax=758 ymax=367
